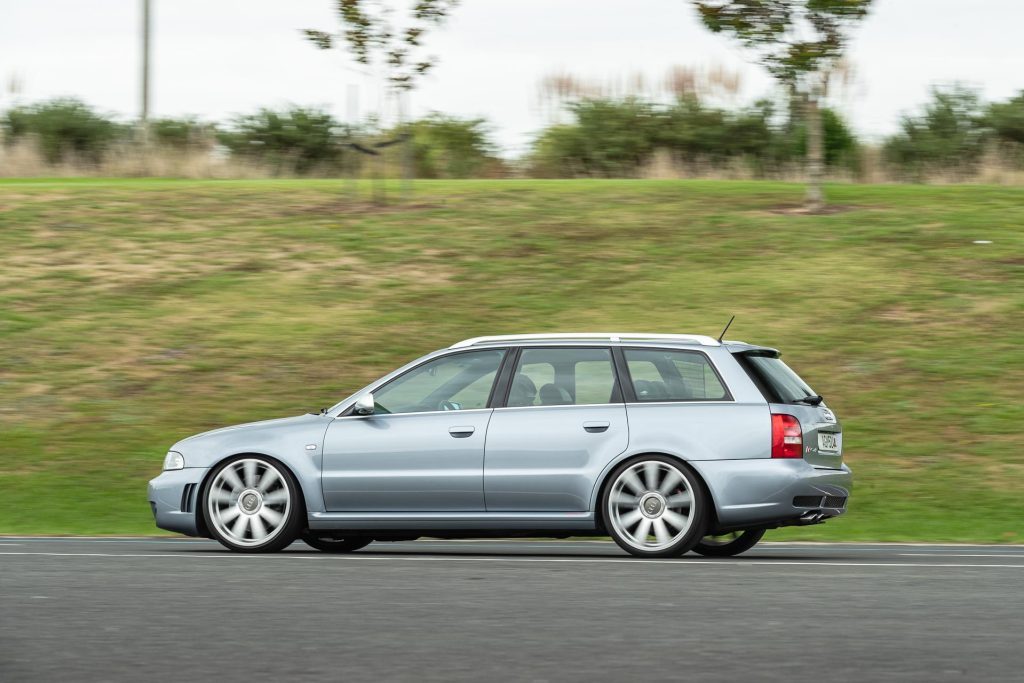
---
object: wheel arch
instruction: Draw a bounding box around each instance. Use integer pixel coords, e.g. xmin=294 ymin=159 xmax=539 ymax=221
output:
xmin=195 ymin=451 xmax=310 ymax=539
xmin=592 ymin=451 xmax=718 ymax=533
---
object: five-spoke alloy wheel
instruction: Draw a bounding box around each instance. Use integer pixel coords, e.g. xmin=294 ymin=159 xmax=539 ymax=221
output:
xmin=203 ymin=455 xmax=303 ymax=552
xmin=603 ymin=456 xmax=706 ymax=558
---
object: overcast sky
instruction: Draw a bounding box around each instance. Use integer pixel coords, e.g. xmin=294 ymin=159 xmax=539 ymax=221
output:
xmin=2 ymin=0 xmax=1022 ymax=155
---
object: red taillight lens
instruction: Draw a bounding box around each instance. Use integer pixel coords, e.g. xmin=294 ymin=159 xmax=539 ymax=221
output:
xmin=771 ymin=413 xmax=803 ymax=459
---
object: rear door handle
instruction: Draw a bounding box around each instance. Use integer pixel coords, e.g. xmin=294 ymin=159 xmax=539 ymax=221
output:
xmin=583 ymin=421 xmax=610 ymax=433
xmin=449 ymin=426 xmax=475 ymax=438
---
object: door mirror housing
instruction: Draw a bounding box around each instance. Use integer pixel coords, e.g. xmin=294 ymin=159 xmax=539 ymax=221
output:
xmin=353 ymin=393 xmax=375 ymax=416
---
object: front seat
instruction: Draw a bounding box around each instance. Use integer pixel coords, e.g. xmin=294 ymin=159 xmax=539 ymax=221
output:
xmin=507 ymin=375 xmax=537 ymax=407
xmin=538 ymin=383 xmax=573 ymax=406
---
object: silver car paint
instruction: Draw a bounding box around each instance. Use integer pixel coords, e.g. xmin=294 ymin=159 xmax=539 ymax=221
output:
xmin=484 ymin=403 xmax=628 ymax=511
xmin=149 ymin=339 xmax=852 ymax=537
xmin=322 ymin=409 xmax=493 ymax=511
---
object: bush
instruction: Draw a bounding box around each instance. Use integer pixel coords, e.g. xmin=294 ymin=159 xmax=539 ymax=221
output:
xmin=987 ymin=91 xmax=1024 ymax=145
xmin=399 ymin=114 xmax=502 ymax=178
xmin=779 ymin=107 xmax=861 ymax=173
xmin=149 ymin=117 xmax=215 ymax=150
xmin=1 ymin=98 xmax=125 ymax=164
xmin=884 ymin=86 xmax=989 ymax=175
xmin=218 ymin=107 xmax=346 ymax=175
xmin=528 ymin=95 xmax=859 ymax=177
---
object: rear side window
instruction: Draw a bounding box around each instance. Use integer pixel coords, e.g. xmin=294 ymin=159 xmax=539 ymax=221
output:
xmin=507 ymin=348 xmax=620 ymax=407
xmin=738 ymin=354 xmax=817 ymax=404
xmin=623 ymin=349 xmax=729 ymax=401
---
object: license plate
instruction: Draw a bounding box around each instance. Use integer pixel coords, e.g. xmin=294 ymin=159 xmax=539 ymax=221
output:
xmin=818 ymin=432 xmax=840 ymax=453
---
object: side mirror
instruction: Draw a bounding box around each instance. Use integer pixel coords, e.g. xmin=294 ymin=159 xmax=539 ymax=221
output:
xmin=353 ymin=393 xmax=375 ymax=416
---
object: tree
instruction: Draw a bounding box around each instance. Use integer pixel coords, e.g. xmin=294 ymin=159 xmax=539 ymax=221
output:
xmin=303 ymin=1 xmax=459 ymax=200
xmin=690 ymin=1 xmax=873 ymax=210
xmin=304 ymin=1 xmax=459 ymax=91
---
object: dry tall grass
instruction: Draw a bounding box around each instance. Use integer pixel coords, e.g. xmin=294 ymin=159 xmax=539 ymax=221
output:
xmin=4 ymin=137 xmax=1024 ymax=184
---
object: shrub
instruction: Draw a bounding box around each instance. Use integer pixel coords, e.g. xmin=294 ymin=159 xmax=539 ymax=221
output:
xmin=218 ymin=107 xmax=345 ymax=175
xmin=884 ymin=86 xmax=990 ymax=175
xmin=399 ymin=114 xmax=502 ymax=178
xmin=1 ymin=98 xmax=124 ymax=164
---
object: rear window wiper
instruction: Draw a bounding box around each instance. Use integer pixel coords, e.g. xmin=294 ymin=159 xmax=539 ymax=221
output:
xmin=791 ymin=395 xmax=824 ymax=406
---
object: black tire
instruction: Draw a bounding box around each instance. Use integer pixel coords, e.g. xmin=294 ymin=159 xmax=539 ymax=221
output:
xmin=601 ymin=455 xmax=707 ymax=558
xmin=301 ymin=533 xmax=373 ymax=553
xmin=201 ymin=454 xmax=304 ymax=553
xmin=692 ymin=528 xmax=766 ymax=557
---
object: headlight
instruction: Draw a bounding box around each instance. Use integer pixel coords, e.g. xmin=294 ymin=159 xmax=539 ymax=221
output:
xmin=163 ymin=451 xmax=185 ymax=471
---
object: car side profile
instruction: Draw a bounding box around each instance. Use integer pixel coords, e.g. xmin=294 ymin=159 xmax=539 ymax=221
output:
xmin=149 ymin=333 xmax=852 ymax=558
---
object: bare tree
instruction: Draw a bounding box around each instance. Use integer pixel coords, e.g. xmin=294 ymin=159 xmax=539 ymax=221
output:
xmin=690 ymin=1 xmax=873 ymax=211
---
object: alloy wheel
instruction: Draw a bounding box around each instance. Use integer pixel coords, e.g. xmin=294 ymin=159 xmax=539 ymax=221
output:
xmin=207 ymin=458 xmax=291 ymax=548
xmin=607 ymin=460 xmax=697 ymax=552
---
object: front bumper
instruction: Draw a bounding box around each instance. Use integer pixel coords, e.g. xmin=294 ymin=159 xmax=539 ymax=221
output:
xmin=147 ymin=468 xmax=209 ymax=537
xmin=692 ymin=459 xmax=853 ymax=529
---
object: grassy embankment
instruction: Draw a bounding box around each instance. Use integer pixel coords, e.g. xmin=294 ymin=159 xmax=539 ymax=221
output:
xmin=1 ymin=178 xmax=1021 ymax=541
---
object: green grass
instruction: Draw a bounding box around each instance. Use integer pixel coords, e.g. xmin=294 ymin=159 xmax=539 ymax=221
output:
xmin=1 ymin=178 xmax=1021 ymax=541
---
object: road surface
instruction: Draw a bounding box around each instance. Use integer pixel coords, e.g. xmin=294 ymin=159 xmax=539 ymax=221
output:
xmin=2 ymin=538 xmax=1022 ymax=681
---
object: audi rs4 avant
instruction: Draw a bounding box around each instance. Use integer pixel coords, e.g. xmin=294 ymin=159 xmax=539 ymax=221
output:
xmin=149 ymin=333 xmax=851 ymax=558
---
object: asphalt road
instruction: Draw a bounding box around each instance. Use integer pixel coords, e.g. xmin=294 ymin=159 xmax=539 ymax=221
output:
xmin=2 ymin=538 xmax=1023 ymax=682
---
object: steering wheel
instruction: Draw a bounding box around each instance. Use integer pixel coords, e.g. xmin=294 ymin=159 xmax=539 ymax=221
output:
xmin=438 ymin=400 xmax=458 ymax=411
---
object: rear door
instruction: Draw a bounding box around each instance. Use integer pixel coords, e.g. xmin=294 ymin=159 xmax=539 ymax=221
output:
xmin=483 ymin=347 xmax=628 ymax=512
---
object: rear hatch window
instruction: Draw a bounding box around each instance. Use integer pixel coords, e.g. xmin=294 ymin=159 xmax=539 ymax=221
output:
xmin=737 ymin=354 xmax=818 ymax=404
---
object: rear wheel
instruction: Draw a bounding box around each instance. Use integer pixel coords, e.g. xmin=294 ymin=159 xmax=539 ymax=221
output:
xmin=301 ymin=533 xmax=373 ymax=553
xmin=693 ymin=528 xmax=765 ymax=557
xmin=203 ymin=455 xmax=303 ymax=553
xmin=603 ymin=456 xmax=706 ymax=558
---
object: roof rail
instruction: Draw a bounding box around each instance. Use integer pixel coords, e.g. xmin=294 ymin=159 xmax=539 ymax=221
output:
xmin=450 ymin=332 xmax=720 ymax=349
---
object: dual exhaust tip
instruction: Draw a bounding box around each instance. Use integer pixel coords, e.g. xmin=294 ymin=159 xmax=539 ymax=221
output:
xmin=798 ymin=511 xmax=831 ymax=525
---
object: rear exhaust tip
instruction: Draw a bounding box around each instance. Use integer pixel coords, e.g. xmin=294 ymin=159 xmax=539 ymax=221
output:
xmin=798 ymin=511 xmax=825 ymax=525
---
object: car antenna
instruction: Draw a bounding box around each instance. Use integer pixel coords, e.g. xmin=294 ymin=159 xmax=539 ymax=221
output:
xmin=716 ymin=315 xmax=735 ymax=343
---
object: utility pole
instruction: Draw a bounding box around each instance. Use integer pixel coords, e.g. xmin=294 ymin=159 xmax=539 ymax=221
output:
xmin=140 ymin=0 xmax=152 ymax=144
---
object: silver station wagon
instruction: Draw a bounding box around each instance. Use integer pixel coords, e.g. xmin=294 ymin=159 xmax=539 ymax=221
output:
xmin=149 ymin=333 xmax=852 ymax=557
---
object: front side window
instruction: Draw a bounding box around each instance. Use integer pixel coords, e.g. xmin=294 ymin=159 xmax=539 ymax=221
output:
xmin=506 ymin=348 xmax=619 ymax=407
xmin=373 ymin=350 xmax=505 ymax=414
xmin=623 ymin=349 xmax=729 ymax=401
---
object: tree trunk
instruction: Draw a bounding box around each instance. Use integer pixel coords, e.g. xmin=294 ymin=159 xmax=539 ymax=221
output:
xmin=804 ymin=94 xmax=825 ymax=212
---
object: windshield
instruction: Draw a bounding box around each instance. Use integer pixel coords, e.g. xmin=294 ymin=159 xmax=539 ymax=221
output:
xmin=740 ymin=354 xmax=817 ymax=404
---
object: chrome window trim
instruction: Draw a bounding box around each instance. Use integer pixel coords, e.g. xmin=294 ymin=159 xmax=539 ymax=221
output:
xmin=334 ymin=407 xmax=493 ymax=420
xmin=492 ymin=402 xmax=623 ymax=412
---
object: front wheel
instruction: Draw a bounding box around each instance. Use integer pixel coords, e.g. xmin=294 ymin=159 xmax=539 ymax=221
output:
xmin=203 ymin=455 xmax=303 ymax=553
xmin=301 ymin=533 xmax=373 ymax=553
xmin=692 ymin=529 xmax=765 ymax=557
xmin=603 ymin=456 xmax=707 ymax=558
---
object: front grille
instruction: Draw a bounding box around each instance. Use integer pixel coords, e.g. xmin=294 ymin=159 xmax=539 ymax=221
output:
xmin=822 ymin=495 xmax=847 ymax=509
xmin=180 ymin=483 xmax=197 ymax=513
xmin=793 ymin=495 xmax=823 ymax=508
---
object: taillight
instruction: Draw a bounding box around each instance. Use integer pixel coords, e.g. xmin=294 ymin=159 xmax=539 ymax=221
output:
xmin=771 ymin=413 xmax=803 ymax=458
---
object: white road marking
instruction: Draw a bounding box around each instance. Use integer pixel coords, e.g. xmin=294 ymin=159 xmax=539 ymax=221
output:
xmin=1 ymin=551 xmax=1023 ymax=569
xmin=899 ymin=553 xmax=1024 ymax=558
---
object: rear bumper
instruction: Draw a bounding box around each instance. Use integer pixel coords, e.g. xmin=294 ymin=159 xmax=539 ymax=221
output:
xmin=692 ymin=459 xmax=852 ymax=529
xmin=147 ymin=468 xmax=209 ymax=537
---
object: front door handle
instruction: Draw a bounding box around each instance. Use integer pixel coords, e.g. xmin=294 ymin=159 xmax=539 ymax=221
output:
xmin=449 ymin=426 xmax=476 ymax=438
xmin=583 ymin=421 xmax=610 ymax=433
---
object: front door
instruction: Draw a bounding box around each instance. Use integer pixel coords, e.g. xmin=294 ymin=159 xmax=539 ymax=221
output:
xmin=483 ymin=347 xmax=628 ymax=512
xmin=321 ymin=349 xmax=506 ymax=512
